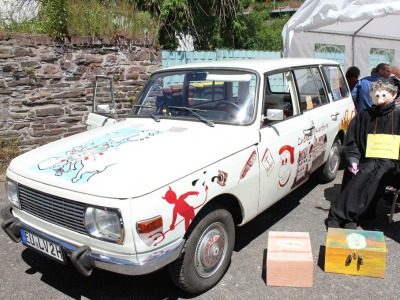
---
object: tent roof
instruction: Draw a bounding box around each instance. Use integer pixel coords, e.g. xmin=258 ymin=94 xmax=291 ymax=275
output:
xmin=283 ymin=0 xmax=400 ymax=65
xmin=312 ymin=15 xmax=400 ymax=41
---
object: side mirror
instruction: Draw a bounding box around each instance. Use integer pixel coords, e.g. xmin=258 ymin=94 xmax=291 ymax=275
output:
xmin=92 ymin=76 xmax=117 ymax=118
xmin=97 ymin=104 xmax=113 ymax=114
xmin=264 ymin=109 xmax=284 ymax=121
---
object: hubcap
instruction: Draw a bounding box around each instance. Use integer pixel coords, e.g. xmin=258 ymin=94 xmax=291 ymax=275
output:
xmin=328 ymin=144 xmax=339 ymax=174
xmin=195 ymin=222 xmax=228 ymax=278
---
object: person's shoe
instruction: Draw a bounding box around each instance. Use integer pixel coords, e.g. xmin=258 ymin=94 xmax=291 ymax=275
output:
xmin=327 ymin=219 xmax=340 ymax=228
xmin=382 ymin=191 xmax=395 ymax=204
xmin=343 ymin=222 xmax=357 ymax=230
xmin=360 ymin=209 xmax=376 ymax=219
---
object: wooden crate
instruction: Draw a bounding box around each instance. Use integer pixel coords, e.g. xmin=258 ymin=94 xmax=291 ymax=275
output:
xmin=325 ymin=228 xmax=386 ymax=278
xmin=266 ymin=231 xmax=313 ymax=287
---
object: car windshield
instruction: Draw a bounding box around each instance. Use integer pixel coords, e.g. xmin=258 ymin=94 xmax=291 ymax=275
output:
xmin=130 ymin=69 xmax=257 ymax=124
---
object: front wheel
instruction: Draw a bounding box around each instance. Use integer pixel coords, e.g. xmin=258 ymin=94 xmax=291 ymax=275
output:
xmin=317 ymin=137 xmax=341 ymax=183
xmin=168 ymin=204 xmax=235 ymax=294
xmin=1 ymin=204 xmax=13 ymax=220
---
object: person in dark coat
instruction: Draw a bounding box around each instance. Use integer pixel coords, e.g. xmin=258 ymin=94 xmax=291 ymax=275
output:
xmin=327 ymin=81 xmax=400 ymax=229
xmin=352 ymin=63 xmax=392 ymax=113
xmin=345 ymin=66 xmax=360 ymax=92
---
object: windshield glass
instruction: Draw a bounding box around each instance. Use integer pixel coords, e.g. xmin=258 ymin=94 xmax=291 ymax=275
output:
xmin=130 ymin=69 xmax=257 ymax=124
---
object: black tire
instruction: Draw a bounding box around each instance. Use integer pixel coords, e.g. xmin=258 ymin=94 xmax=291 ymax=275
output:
xmin=1 ymin=204 xmax=13 ymax=220
xmin=317 ymin=137 xmax=341 ymax=183
xmin=168 ymin=204 xmax=235 ymax=294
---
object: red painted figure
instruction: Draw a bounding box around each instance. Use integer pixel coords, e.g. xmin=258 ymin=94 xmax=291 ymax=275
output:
xmin=162 ymin=187 xmax=199 ymax=231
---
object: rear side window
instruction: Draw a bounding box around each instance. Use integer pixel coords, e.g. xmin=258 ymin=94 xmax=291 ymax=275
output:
xmin=293 ymin=67 xmax=328 ymax=112
xmin=321 ymin=66 xmax=349 ymax=101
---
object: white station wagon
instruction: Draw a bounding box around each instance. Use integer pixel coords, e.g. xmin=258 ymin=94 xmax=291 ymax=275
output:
xmin=2 ymin=58 xmax=355 ymax=294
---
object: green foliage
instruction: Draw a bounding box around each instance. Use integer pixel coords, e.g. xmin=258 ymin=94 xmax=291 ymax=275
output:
xmin=0 ymin=20 xmax=41 ymax=34
xmin=39 ymin=0 xmax=68 ymax=38
xmin=254 ymin=16 xmax=290 ymax=51
xmin=0 ymin=137 xmax=20 ymax=174
xmin=136 ymin=0 xmax=243 ymax=50
xmin=67 ymin=0 xmax=158 ymax=41
xmin=137 ymin=0 xmax=291 ymax=51
xmin=0 ymin=0 xmax=43 ymax=33
xmin=232 ymin=2 xmax=290 ymax=51
xmin=0 ymin=0 xmax=296 ymax=50
xmin=0 ymin=0 xmax=158 ymax=42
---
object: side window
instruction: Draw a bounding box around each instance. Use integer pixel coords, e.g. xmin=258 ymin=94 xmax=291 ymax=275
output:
xmin=293 ymin=68 xmax=327 ymax=112
xmin=321 ymin=66 xmax=349 ymax=101
xmin=263 ymin=71 xmax=297 ymax=125
xmin=311 ymin=68 xmax=328 ymax=105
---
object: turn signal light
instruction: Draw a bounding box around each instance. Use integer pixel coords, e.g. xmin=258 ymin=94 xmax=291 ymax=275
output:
xmin=136 ymin=216 xmax=163 ymax=234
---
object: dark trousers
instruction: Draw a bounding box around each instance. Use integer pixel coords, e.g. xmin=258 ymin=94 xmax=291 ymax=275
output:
xmin=328 ymin=159 xmax=397 ymax=225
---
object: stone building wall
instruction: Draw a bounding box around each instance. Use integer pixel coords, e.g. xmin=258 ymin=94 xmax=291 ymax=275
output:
xmin=0 ymin=33 xmax=162 ymax=154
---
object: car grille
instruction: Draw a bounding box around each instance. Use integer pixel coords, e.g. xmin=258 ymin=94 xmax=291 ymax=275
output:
xmin=19 ymin=184 xmax=88 ymax=235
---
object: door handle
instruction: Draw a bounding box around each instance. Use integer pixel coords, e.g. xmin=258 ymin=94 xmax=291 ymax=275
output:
xmin=331 ymin=112 xmax=340 ymax=120
xmin=303 ymin=125 xmax=315 ymax=136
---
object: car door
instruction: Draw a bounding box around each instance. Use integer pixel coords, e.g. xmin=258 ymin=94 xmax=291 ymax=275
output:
xmin=292 ymin=67 xmax=334 ymax=180
xmin=293 ymin=65 xmax=355 ymax=180
xmin=320 ymin=65 xmax=356 ymax=134
xmin=258 ymin=69 xmax=314 ymax=212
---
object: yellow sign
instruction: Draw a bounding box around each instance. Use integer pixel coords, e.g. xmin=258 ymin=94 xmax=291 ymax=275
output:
xmin=365 ymin=134 xmax=400 ymax=160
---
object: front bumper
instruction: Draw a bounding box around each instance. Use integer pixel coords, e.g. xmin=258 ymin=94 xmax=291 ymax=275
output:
xmin=1 ymin=216 xmax=185 ymax=277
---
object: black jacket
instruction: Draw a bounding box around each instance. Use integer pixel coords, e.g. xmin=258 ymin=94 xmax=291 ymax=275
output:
xmin=343 ymin=101 xmax=400 ymax=169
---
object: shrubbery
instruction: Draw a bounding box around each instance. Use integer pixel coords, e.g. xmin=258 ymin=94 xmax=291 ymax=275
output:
xmin=0 ymin=0 xmax=293 ymax=51
xmin=0 ymin=137 xmax=19 ymax=174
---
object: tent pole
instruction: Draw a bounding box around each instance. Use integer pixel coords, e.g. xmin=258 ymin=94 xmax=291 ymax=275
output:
xmin=351 ymin=19 xmax=373 ymax=67
xmin=351 ymin=36 xmax=355 ymax=67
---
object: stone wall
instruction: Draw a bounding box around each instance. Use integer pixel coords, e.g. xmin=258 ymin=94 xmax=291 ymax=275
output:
xmin=0 ymin=33 xmax=162 ymax=154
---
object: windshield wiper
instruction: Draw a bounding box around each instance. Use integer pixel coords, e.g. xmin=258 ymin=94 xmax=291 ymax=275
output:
xmin=168 ymin=106 xmax=214 ymax=127
xmin=134 ymin=105 xmax=160 ymax=122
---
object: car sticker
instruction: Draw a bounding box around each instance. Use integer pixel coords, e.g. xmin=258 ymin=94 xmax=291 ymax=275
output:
xmin=261 ymin=148 xmax=275 ymax=176
xmin=278 ymin=145 xmax=295 ymax=187
xmin=240 ymin=150 xmax=257 ymax=181
xmin=33 ymin=128 xmax=161 ymax=183
xmin=150 ymin=185 xmax=209 ymax=246
xmin=212 ymin=170 xmax=228 ymax=186
xmin=340 ymin=109 xmax=354 ymax=132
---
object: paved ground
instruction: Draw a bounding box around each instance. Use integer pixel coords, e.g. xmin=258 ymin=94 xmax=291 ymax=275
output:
xmin=1 ymin=171 xmax=400 ymax=300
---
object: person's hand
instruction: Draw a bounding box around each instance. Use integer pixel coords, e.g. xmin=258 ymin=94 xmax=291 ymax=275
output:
xmin=348 ymin=162 xmax=359 ymax=175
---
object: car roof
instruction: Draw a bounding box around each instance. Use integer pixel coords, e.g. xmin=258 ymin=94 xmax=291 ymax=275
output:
xmin=162 ymin=58 xmax=340 ymax=74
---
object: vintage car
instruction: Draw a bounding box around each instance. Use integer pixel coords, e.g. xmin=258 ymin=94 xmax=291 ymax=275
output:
xmin=2 ymin=58 xmax=355 ymax=294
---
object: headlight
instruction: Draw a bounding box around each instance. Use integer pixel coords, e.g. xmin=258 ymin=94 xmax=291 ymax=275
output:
xmin=5 ymin=178 xmax=20 ymax=208
xmin=84 ymin=207 xmax=123 ymax=243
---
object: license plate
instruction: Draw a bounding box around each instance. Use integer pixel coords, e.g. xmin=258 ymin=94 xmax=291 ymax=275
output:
xmin=20 ymin=229 xmax=65 ymax=263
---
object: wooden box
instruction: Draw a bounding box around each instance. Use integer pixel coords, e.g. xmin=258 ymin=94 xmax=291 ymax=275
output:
xmin=325 ymin=228 xmax=386 ymax=278
xmin=267 ymin=231 xmax=313 ymax=287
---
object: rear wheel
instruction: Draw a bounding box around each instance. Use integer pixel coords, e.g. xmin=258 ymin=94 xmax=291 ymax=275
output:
xmin=168 ymin=204 xmax=235 ymax=294
xmin=317 ymin=137 xmax=341 ymax=183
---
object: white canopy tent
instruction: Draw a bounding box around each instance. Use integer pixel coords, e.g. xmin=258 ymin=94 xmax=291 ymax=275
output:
xmin=282 ymin=0 xmax=400 ymax=77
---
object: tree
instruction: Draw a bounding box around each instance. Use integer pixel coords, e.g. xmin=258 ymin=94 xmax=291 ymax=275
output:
xmin=233 ymin=1 xmax=290 ymax=51
xmin=136 ymin=0 xmax=291 ymax=51
xmin=1 ymin=0 xmax=292 ymax=51
xmin=135 ymin=0 xmax=243 ymax=50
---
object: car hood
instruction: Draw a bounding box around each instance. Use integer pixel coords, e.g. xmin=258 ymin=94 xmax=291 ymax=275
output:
xmin=9 ymin=118 xmax=259 ymax=198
